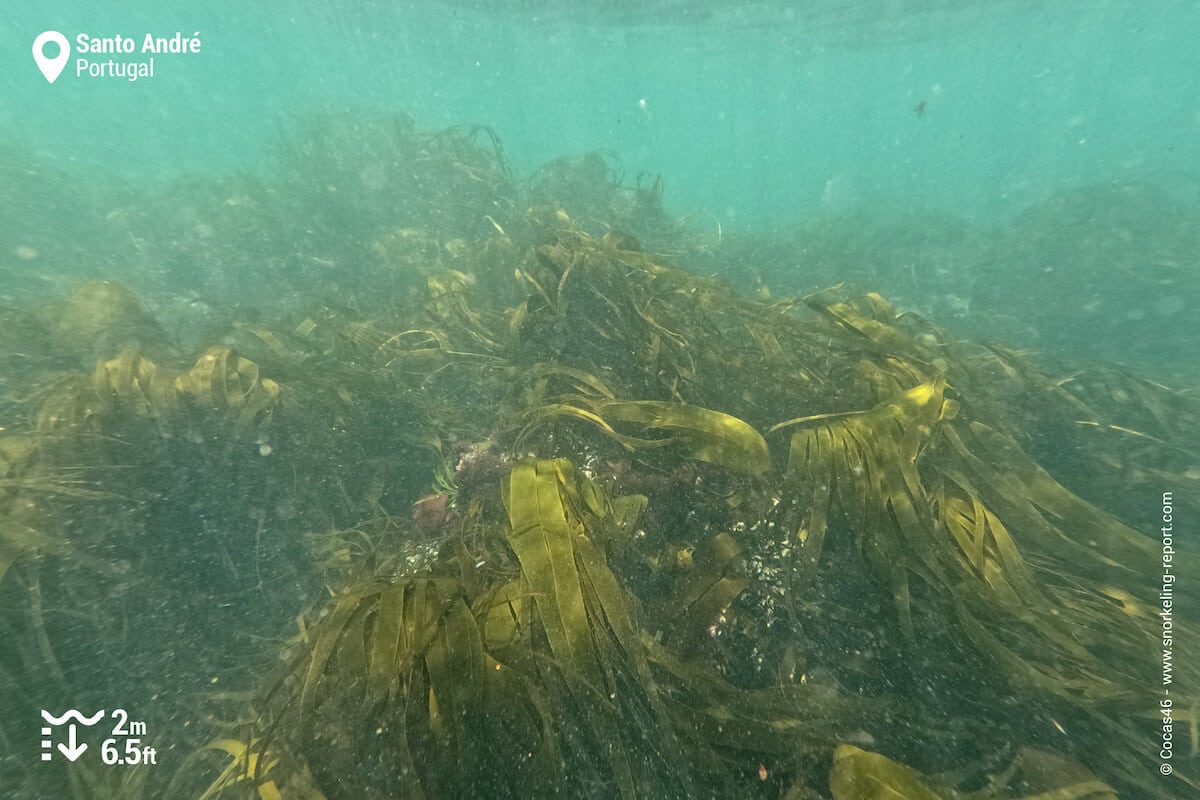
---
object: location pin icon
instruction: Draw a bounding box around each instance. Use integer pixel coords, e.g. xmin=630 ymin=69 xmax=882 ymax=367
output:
xmin=32 ymin=31 xmax=70 ymax=84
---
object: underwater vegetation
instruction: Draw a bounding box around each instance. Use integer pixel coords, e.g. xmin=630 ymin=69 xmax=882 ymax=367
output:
xmin=0 ymin=116 xmax=1198 ymax=799
xmin=706 ymin=181 xmax=1200 ymax=373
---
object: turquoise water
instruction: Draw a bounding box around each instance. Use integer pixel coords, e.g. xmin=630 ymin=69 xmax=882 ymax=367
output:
xmin=6 ymin=1 xmax=1199 ymax=224
xmin=6 ymin=1 xmax=1199 ymax=368
xmin=2 ymin=3 xmax=1199 ymax=800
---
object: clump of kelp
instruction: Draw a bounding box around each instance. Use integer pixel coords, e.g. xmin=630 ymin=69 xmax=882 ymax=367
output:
xmin=1 ymin=120 xmax=1198 ymax=800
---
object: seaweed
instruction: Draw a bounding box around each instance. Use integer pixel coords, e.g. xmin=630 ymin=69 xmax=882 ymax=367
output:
xmin=1 ymin=121 xmax=1197 ymax=800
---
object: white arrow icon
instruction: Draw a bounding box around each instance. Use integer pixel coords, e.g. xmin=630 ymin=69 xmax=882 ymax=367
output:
xmin=32 ymin=31 xmax=71 ymax=84
xmin=57 ymin=724 xmax=87 ymax=762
